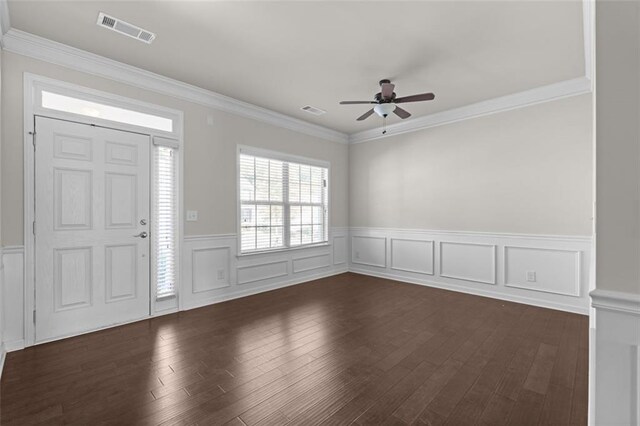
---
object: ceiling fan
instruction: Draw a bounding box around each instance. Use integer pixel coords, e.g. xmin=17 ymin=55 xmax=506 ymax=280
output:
xmin=339 ymin=79 xmax=435 ymax=134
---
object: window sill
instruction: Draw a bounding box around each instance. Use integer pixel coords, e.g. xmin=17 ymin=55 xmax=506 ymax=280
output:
xmin=237 ymin=242 xmax=330 ymax=258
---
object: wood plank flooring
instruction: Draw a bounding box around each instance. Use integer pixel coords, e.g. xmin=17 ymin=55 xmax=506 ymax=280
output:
xmin=0 ymin=272 xmax=588 ymax=425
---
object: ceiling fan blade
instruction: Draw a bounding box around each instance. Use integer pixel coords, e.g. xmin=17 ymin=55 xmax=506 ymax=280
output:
xmin=381 ymin=83 xmax=395 ymax=100
xmin=340 ymin=101 xmax=376 ymax=105
xmin=356 ymin=109 xmax=375 ymax=121
xmin=393 ymin=106 xmax=411 ymax=119
xmin=395 ymin=93 xmax=435 ymax=103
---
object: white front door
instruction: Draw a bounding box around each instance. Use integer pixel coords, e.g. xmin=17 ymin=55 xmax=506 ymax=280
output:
xmin=35 ymin=116 xmax=151 ymax=342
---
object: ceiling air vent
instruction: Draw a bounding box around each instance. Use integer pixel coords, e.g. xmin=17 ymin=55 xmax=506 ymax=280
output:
xmin=96 ymin=12 xmax=156 ymax=44
xmin=301 ymin=105 xmax=326 ymax=116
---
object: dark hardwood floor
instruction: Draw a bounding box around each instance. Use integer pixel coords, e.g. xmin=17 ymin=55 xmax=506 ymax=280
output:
xmin=1 ymin=272 xmax=588 ymax=425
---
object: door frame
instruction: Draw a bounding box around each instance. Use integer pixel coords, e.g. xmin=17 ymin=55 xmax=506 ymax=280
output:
xmin=23 ymin=73 xmax=185 ymax=346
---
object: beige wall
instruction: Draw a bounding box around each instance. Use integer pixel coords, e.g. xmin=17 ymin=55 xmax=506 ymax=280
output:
xmin=349 ymin=94 xmax=593 ymax=236
xmin=595 ymin=0 xmax=640 ymax=295
xmin=0 ymin=51 xmax=349 ymax=246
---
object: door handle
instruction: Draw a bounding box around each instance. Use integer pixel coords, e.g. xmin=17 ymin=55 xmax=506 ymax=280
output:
xmin=134 ymin=231 xmax=148 ymax=239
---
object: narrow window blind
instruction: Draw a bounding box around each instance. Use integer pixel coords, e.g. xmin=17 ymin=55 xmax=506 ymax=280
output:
xmin=154 ymin=145 xmax=177 ymax=299
xmin=239 ymin=151 xmax=328 ymax=253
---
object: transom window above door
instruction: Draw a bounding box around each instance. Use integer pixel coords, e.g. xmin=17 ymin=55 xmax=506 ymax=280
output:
xmin=238 ymin=147 xmax=329 ymax=254
xmin=30 ymin=76 xmax=181 ymax=137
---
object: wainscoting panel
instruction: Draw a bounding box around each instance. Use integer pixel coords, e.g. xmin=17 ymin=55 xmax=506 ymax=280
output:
xmin=237 ymin=260 xmax=289 ymax=285
xmin=292 ymin=253 xmax=331 ymax=274
xmin=181 ymin=228 xmax=348 ymax=310
xmin=333 ymin=235 xmax=347 ymax=265
xmin=2 ymin=246 xmax=25 ymax=351
xmin=440 ymin=241 xmax=496 ymax=284
xmin=505 ymin=246 xmax=581 ymax=296
xmin=349 ymin=228 xmax=592 ymax=314
xmin=192 ymin=246 xmax=231 ymax=293
xmin=390 ymin=238 xmax=434 ymax=275
xmin=351 ymin=236 xmax=386 ymax=268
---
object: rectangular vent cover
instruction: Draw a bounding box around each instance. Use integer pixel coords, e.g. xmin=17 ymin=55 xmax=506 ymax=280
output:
xmin=301 ymin=105 xmax=326 ymax=116
xmin=97 ymin=12 xmax=156 ymax=44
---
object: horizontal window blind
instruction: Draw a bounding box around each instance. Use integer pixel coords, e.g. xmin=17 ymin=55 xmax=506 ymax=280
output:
xmin=239 ymin=151 xmax=328 ymax=253
xmin=154 ymin=145 xmax=177 ymax=299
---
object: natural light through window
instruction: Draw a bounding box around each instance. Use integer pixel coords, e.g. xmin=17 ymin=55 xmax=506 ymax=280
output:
xmin=239 ymin=151 xmax=329 ymax=253
xmin=154 ymin=144 xmax=178 ymax=299
xmin=42 ymin=91 xmax=174 ymax=132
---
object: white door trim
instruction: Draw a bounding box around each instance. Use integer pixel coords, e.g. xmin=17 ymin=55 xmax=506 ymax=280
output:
xmin=23 ymin=73 xmax=185 ymax=347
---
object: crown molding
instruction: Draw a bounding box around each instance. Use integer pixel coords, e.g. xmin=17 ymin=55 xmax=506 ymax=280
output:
xmin=1 ymin=29 xmax=350 ymax=144
xmin=0 ymin=0 xmax=9 ymax=42
xmin=348 ymin=77 xmax=592 ymax=144
xmin=583 ymin=0 xmax=594 ymax=85
xmin=0 ymin=0 xmax=593 ymax=146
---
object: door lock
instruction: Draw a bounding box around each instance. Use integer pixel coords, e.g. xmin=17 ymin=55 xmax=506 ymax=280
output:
xmin=140 ymin=219 xmax=147 ymax=225
xmin=134 ymin=231 xmax=148 ymax=239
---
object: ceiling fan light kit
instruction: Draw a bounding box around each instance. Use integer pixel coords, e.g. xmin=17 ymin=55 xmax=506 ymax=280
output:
xmin=374 ymin=103 xmax=396 ymax=117
xmin=339 ymin=79 xmax=435 ymax=135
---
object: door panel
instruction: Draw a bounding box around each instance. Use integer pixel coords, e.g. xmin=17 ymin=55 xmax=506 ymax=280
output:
xmin=35 ymin=116 xmax=150 ymax=342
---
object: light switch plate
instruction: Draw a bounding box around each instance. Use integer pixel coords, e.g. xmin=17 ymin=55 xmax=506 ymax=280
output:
xmin=186 ymin=210 xmax=198 ymax=221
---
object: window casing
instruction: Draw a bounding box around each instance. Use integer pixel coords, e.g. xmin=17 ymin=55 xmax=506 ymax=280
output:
xmin=238 ymin=148 xmax=329 ymax=254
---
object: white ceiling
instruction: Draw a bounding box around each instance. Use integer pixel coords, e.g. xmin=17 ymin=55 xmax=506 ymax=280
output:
xmin=7 ymin=1 xmax=586 ymax=134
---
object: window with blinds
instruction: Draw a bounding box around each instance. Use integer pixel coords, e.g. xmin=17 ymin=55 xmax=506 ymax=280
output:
xmin=154 ymin=143 xmax=177 ymax=299
xmin=239 ymin=150 xmax=329 ymax=253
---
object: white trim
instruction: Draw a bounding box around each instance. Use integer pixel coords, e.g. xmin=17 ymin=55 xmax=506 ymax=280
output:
xmin=0 ymin=343 xmax=5 ymax=379
xmin=0 ymin=0 xmax=9 ymax=41
xmin=28 ymin=74 xmax=182 ymax=139
xmin=191 ymin=246 xmax=232 ymax=292
xmin=238 ymin=145 xmax=331 ymax=169
xmin=236 ymin=145 xmax=331 ymax=256
xmin=236 ymin=260 xmax=289 ymax=285
xmin=2 ymin=29 xmax=349 ymax=144
xmin=184 ymin=234 xmax=238 ymax=242
xmin=348 ymin=226 xmax=593 ymax=243
xmin=504 ymin=245 xmax=582 ymax=297
xmin=0 ymin=6 xmax=594 ymax=147
xmin=389 ymin=238 xmax=435 ymax=276
xmin=590 ymin=289 xmax=640 ymax=315
xmin=349 ymin=77 xmax=592 ymax=144
xmin=351 ymin=235 xmax=387 ymax=268
xmin=23 ymin=74 xmax=185 ymax=347
xmin=183 ymin=267 xmax=348 ymax=311
xmin=438 ymin=241 xmax=497 ymax=285
xmin=583 ymin=0 xmax=594 ymax=84
xmin=350 ymin=268 xmax=589 ymax=316
xmin=292 ymin=253 xmax=332 ymax=274
xmin=1 ymin=245 xmax=24 ymax=254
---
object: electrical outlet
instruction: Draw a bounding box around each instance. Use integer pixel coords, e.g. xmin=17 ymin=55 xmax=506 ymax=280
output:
xmin=217 ymin=269 xmax=225 ymax=280
xmin=355 ymin=251 xmax=360 ymax=260
xmin=186 ymin=210 xmax=198 ymax=221
xmin=526 ymin=271 xmax=536 ymax=282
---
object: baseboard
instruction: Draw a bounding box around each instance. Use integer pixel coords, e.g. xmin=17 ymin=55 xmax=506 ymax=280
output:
xmin=183 ymin=267 xmax=349 ymax=311
xmin=350 ymin=268 xmax=589 ymax=315
xmin=3 ymin=339 xmax=24 ymax=352
xmin=0 ymin=343 xmax=6 ymax=379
